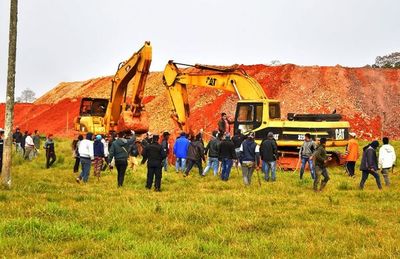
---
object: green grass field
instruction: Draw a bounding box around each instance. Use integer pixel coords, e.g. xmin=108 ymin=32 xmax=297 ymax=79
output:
xmin=1 ymin=139 xmax=399 ymax=258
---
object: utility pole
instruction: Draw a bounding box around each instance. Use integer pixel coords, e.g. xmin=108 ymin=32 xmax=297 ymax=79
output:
xmin=1 ymin=0 xmax=18 ymax=189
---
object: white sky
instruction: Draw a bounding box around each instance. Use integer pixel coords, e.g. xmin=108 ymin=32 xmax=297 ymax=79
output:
xmin=1 ymin=0 xmax=399 ymax=102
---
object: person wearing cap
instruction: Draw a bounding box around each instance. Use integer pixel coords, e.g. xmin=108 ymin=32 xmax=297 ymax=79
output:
xmin=161 ymin=131 xmax=171 ymax=172
xmin=218 ymin=133 xmax=236 ymax=181
xmin=24 ymin=132 xmax=35 ymax=160
xmin=299 ymin=133 xmax=317 ymax=180
xmin=378 ymin=137 xmax=396 ymax=186
xmin=202 ymin=130 xmax=221 ymax=177
xmin=12 ymin=127 xmax=23 ymax=154
xmin=359 ymin=140 xmax=382 ymax=190
xmin=173 ymin=132 xmax=190 ymax=173
xmin=312 ymin=137 xmax=332 ymax=192
xmin=93 ymin=135 xmax=105 ymax=181
xmin=76 ymin=132 xmax=94 ymax=183
xmin=345 ymin=132 xmax=359 ymax=177
xmin=142 ymin=134 xmax=166 ymax=191
xmin=239 ymin=132 xmax=260 ymax=185
xmin=43 ymin=134 xmax=56 ymax=169
xmin=260 ymin=132 xmax=278 ymax=182
xmin=0 ymin=128 xmax=4 ymax=173
xmin=108 ymin=131 xmax=136 ymax=187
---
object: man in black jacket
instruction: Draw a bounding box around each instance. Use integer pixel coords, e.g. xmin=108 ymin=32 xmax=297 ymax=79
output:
xmin=184 ymin=134 xmax=205 ymax=177
xmin=142 ymin=135 xmax=166 ymax=191
xmin=218 ymin=133 xmax=236 ymax=181
xmin=12 ymin=127 xmax=23 ymax=153
xmin=359 ymin=140 xmax=382 ymax=190
xmin=312 ymin=138 xmax=332 ymax=191
xmin=202 ymin=130 xmax=220 ymax=176
xmin=260 ymin=132 xmax=278 ymax=181
xmin=161 ymin=131 xmax=170 ymax=172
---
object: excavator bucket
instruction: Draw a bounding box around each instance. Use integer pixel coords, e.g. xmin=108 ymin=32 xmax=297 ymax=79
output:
xmin=117 ymin=110 xmax=149 ymax=134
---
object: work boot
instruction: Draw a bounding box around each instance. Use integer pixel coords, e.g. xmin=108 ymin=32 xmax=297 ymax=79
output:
xmin=320 ymin=181 xmax=327 ymax=191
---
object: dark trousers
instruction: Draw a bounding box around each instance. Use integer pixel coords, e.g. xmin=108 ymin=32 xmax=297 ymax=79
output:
xmin=185 ymin=159 xmax=203 ymax=175
xmin=73 ymin=157 xmax=80 ymax=173
xmin=313 ymin=165 xmax=330 ymax=191
xmin=345 ymin=161 xmax=356 ymax=176
xmin=360 ymin=170 xmax=382 ymax=189
xmin=115 ymin=160 xmax=128 ymax=187
xmin=46 ymin=152 xmax=56 ymax=168
xmin=146 ymin=166 xmax=162 ymax=190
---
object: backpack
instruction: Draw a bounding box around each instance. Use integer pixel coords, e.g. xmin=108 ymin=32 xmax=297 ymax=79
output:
xmin=129 ymin=142 xmax=139 ymax=157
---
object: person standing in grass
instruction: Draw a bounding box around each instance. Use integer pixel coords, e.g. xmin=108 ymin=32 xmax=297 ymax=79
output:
xmin=345 ymin=132 xmax=359 ymax=177
xmin=44 ymin=134 xmax=57 ymax=169
xmin=173 ymin=132 xmax=190 ymax=173
xmin=142 ymin=134 xmax=166 ymax=191
xmin=299 ymin=133 xmax=316 ymax=180
xmin=240 ymin=132 xmax=260 ymax=186
xmin=24 ymin=132 xmax=35 ymax=160
xmin=12 ymin=127 xmax=23 ymax=154
xmin=32 ymin=130 xmax=41 ymax=158
xmin=202 ymin=130 xmax=220 ymax=177
xmin=72 ymin=135 xmax=83 ymax=173
xmin=0 ymin=128 xmax=4 ymax=174
xmin=76 ymin=133 xmax=94 ymax=183
xmin=260 ymin=132 xmax=278 ymax=182
xmin=93 ymin=135 xmax=105 ymax=181
xmin=312 ymin=138 xmax=332 ymax=192
xmin=378 ymin=137 xmax=396 ymax=187
xmin=161 ymin=131 xmax=171 ymax=172
xmin=184 ymin=134 xmax=205 ymax=177
xmin=108 ymin=131 xmax=136 ymax=187
xmin=218 ymin=133 xmax=236 ymax=181
xmin=359 ymin=141 xmax=382 ymax=190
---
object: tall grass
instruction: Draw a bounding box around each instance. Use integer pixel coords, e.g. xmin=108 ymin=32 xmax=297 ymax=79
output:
xmin=0 ymin=139 xmax=399 ymax=257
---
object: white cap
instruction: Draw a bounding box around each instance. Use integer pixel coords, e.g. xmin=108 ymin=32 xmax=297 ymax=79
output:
xmin=349 ymin=132 xmax=357 ymax=137
xmin=0 ymin=128 xmax=4 ymax=132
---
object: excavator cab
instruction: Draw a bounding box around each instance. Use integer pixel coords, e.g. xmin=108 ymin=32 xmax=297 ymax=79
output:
xmin=234 ymin=100 xmax=281 ymax=134
xmin=75 ymin=98 xmax=109 ymax=134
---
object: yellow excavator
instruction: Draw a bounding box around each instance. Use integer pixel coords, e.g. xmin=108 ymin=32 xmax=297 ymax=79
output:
xmin=74 ymin=41 xmax=152 ymax=135
xmin=163 ymin=61 xmax=350 ymax=168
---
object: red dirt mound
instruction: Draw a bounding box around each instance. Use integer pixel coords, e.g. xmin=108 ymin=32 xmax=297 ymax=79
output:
xmin=1 ymin=65 xmax=399 ymax=140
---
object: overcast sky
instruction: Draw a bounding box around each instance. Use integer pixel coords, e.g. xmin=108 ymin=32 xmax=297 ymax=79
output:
xmin=0 ymin=0 xmax=399 ymax=102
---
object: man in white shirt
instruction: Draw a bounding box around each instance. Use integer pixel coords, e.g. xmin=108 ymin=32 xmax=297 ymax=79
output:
xmin=24 ymin=132 xmax=35 ymax=160
xmin=76 ymin=132 xmax=94 ymax=183
xmin=378 ymin=137 xmax=396 ymax=186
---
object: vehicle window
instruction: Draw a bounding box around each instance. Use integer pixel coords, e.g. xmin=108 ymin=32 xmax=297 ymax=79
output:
xmin=237 ymin=105 xmax=254 ymax=122
xmin=255 ymin=105 xmax=263 ymax=122
xmin=269 ymin=103 xmax=281 ymax=119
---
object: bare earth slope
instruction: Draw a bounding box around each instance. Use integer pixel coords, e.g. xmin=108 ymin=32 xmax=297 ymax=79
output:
xmin=1 ymin=65 xmax=399 ymax=139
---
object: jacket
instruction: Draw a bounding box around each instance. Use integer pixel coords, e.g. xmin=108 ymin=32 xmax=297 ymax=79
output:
xmin=161 ymin=139 xmax=169 ymax=155
xmin=173 ymin=136 xmax=190 ymax=158
xmin=260 ymin=139 xmax=278 ymax=162
xmin=313 ymin=144 xmax=327 ymax=168
xmin=232 ymin=134 xmax=244 ymax=149
xmin=218 ymin=139 xmax=236 ymax=160
xmin=12 ymin=131 xmax=22 ymax=143
xmin=109 ymin=136 xmax=135 ymax=162
xmin=360 ymin=146 xmax=378 ymax=171
xmin=240 ymin=139 xmax=259 ymax=163
xmin=33 ymin=135 xmax=40 ymax=149
xmin=142 ymin=142 xmax=167 ymax=167
xmin=186 ymin=140 xmax=205 ymax=161
xmin=44 ymin=139 xmax=55 ymax=155
xmin=346 ymin=138 xmax=359 ymax=162
xmin=299 ymin=140 xmax=316 ymax=158
xmin=218 ymin=118 xmax=232 ymax=134
xmin=205 ymin=138 xmax=220 ymax=158
xmin=378 ymin=144 xmax=396 ymax=169
xmin=78 ymin=139 xmax=94 ymax=159
xmin=93 ymin=139 xmax=105 ymax=157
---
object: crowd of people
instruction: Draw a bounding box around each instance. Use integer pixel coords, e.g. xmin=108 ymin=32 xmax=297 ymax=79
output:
xmin=0 ymin=112 xmax=397 ymax=193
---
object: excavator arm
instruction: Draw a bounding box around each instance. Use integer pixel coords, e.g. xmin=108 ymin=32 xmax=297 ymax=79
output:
xmin=163 ymin=60 xmax=267 ymax=131
xmin=104 ymin=41 xmax=152 ymax=133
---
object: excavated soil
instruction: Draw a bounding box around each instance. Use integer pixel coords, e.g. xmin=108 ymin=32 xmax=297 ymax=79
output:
xmin=1 ymin=65 xmax=399 ymax=139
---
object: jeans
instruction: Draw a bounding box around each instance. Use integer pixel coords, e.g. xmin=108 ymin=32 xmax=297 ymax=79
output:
xmin=46 ymin=152 xmax=56 ymax=168
xmin=220 ymin=158 xmax=233 ymax=181
xmin=185 ymin=159 xmax=203 ymax=176
xmin=146 ymin=166 xmax=162 ymax=190
xmin=300 ymin=156 xmax=315 ymax=179
xmin=115 ymin=160 xmax=128 ymax=187
xmin=79 ymin=157 xmax=91 ymax=182
xmin=345 ymin=161 xmax=356 ymax=176
xmin=360 ymin=170 xmax=382 ymax=189
xmin=381 ymin=168 xmax=390 ymax=186
xmin=162 ymin=159 xmax=168 ymax=172
xmin=203 ymin=157 xmax=219 ymax=176
xmin=241 ymin=161 xmax=255 ymax=185
xmin=175 ymin=158 xmax=186 ymax=172
xmin=262 ymin=160 xmax=276 ymax=181
xmin=313 ymin=165 xmax=330 ymax=191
